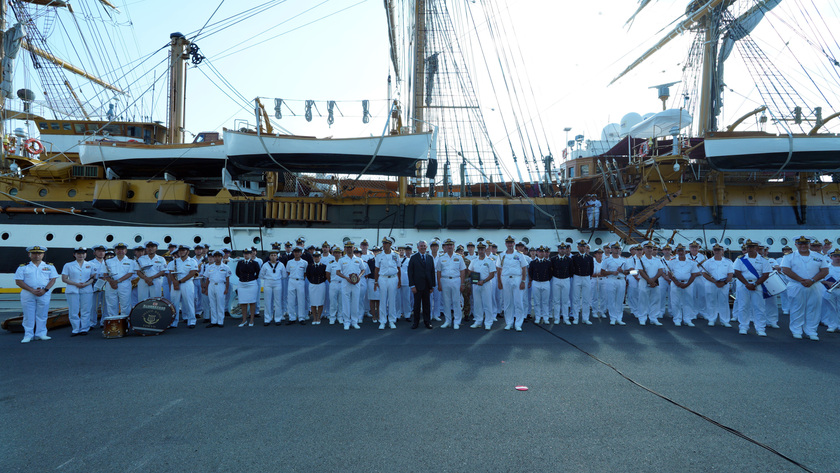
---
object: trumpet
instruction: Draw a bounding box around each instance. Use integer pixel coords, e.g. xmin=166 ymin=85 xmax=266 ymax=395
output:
xmin=827 ymin=279 xmax=840 ymax=293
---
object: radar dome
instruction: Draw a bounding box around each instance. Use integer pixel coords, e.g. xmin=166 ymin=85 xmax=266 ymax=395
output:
xmin=619 ymin=113 xmax=643 ymax=136
xmin=641 ymin=112 xmax=656 ymax=121
xmin=601 ymin=123 xmax=621 ymax=141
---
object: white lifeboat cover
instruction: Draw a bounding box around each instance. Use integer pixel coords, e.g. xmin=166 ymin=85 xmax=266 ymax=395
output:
xmin=628 ymin=109 xmax=692 ymax=139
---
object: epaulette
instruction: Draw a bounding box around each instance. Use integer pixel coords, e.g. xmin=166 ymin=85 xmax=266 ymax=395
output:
xmin=48 ymin=262 xmax=54 ymax=265
xmin=19 ymin=263 xmax=26 ymax=267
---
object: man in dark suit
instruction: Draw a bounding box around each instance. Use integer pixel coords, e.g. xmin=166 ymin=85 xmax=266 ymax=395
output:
xmin=408 ymin=240 xmax=435 ymax=329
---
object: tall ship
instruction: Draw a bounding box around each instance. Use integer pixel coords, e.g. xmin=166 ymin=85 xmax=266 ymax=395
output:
xmin=0 ymin=0 xmax=838 ymax=288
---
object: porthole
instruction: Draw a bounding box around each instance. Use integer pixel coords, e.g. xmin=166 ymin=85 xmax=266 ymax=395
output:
xmin=710 ymin=237 xmax=718 ymax=244
xmin=127 ymin=190 xmax=135 ymax=199
xmin=747 ymin=195 xmax=753 ymax=201
xmin=766 ymin=238 xmax=774 ymax=246
xmin=738 ymin=237 xmax=745 ymax=245
xmin=134 ymin=235 xmax=142 ymax=243
xmin=39 ymin=189 xmax=47 ymax=197
xmin=46 ymin=233 xmax=54 ymax=241
xmin=780 ymin=238 xmax=788 ymax=246
xmin=253 ymin=237 xmax=261 ymax=244
xmin=223 ymin=236 xmax=231 ymax=244
xmin=163 ymin=235 xmax=172 ymax=244
xmin=594 ymin=238 xmax=602 ymax=245
xmin=105 ymin=234 xmax=114 ymax=242
xmin=1 ymin=232 xmax=8 ymax=240
xmin=75 ymin=234 xmax=83 ymax=242
xmin=194 ymin=236 xmax=202 ymax=244
xmin=774 ymin=195 xmax=781 ymax=201
xmin=565 ymin=237 xmax=573 ymax=243
xmin=790 ymin=196 xmax=795 ymax=201
xmin=68 ymin=189 xmax=77 ymax=197
xmin=832 ymin=195 xmax=838 ymax=202
xmin=691 ymin=195 xmax=697 ymax=200
xmin=9 ymin=188 xmax=18 ymax=195
xmin=724 ymin=238 xmax=732 ymax=246
xmin=154 ymin=190 xmax=159 ymax=199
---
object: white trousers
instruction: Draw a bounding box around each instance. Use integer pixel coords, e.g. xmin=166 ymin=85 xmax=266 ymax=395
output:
xmin=636 ymin=282 xmax=661 ymax=323
xmin=329 ymin=281 xmax=343 ymax=321
xmin=669 ymin=284 xmax=694 ymax=324
xmin=88 ymin=291 xmax=105 ymax=327
xmin=398 ymin=284 xmax=411 ymax=318
xmin=787 ymin=283 xmax=821 ymax=337
xmin=602 ymin=278 xmax=626 ymax=322
xmin=551 ymin=277 xmax=571 ymax=320
xmin=821 ymin=292 xmax=840 ymax=330
xmin=342 ymin=282 xmax=362 ymax=326
xmin=170 ymin=281 xmax=196 ymax=326
xmin=626 ymin=277 xmax=639 ymax=314
xmin=263 ymin=282 xmax=284 ymax=322
xmin=378 ymin=276 xmax=398 ymax=324
xmin=440 ymin=278 xmax=462 ymax=325
xmin=207 ymin=283 xmax=226 ymax=325
xmin=531 ymin=280 xmax=550 ymax=321
xmin=287 ymin=279 xmax=307 ymax=320
xmin=67 ymin=292 xmax=92 ymax=333
xmin=21 ymin=290 xmax=51 ymax=338
xmin=105 ymin=282 xmax=132 ymax=317
xmin=500 ymin=277 xmax=524 ymax=328
xmin=137 ymin=278 xmax=163 ymax=301
xmin=571 ymin=275 xmax=591 ymax=322
xmin=705 ymin=283 xmax=731 ymax=324
xmin=586 ymin=209 xmax=599 ymax=228
xmin=736 ymin=284 xmax=766 ymax=331
xmin=472 ymin=283 xmax=495 ymax=328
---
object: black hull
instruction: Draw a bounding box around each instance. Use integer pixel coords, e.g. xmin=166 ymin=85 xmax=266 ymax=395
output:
xmin=226 ymin=153 xmax=421 ymax=177
xmin=100 ymin=158 xmax=227 ymax=179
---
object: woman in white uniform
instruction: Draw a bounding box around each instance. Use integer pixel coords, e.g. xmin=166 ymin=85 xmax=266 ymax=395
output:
xmin=61 ymin=247 xmax=95 ymax=336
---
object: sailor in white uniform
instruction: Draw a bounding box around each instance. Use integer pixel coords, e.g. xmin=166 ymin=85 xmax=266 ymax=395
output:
xmin=15 ymin=246 xmax=58 ymax=343
xmin=104 ymin=242 xmax=139 ymax=317
xmin=285 ymin=247 xmax=309 ymax=324
xmin=599 ymin=243 xmax=627 ymax=325
xmin=700 ymin=244 xmax=734 ymax=327
xmin=436 ymin=238 xmax=467 ymax=329
xmin=61 ymin=247 xmax=95 ymax=336
xmin=469 ymin=242 xmax=497 ymax=330
xmin=732 ymin=240 xmax=771 ymax=336
xmin=202 ymin=250 xmax=231 ymax=327
xmin=375 ymin=236 xmax=401 ymax=329
xmin=326 ymin=247 xmax=344 ymax=324
xmin=87 ymin=244 xmax=108 ymax=328
xmin=136 ymin=240 xmax=167 ymax=300
xmin=337 ymin=241 xmax=365 ymax=329
xmin=398 ymin=245 xmax=413 ymax=321
xmin=584 ymin=194 xmax=601 ymax=229
xmin=496 ymin=235 xmax=528 ymax=331
xmin=260 ymin=248 xmax=286 ymax=325
xmin=820 ymin=249 xmax=840 ymax=333
xmin=167 ymin=244 xmax=199 ymax=328
xmin=666 ymin=244 xmax=700 ymax=327
xmin=760 ymin=245 xmax=782 ymax=329
xmin=635 ymin=241 xmax=665 ymax=326
xmin=781 ymin=236 xmax=829 ymax=340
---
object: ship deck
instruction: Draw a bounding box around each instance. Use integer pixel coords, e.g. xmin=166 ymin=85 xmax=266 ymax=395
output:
xmin=1 ymin=298 xmax=837 ymax=472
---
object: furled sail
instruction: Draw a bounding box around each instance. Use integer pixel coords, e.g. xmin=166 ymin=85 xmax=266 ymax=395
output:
xmin=1 ymin=23 xmax=24 ymax=99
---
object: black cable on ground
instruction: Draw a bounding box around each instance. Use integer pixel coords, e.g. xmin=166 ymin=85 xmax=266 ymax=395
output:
xmin=533 ymin=322 xmax=814 ymax=473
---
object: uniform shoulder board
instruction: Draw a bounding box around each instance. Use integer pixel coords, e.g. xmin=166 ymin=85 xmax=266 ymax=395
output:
xmin=48 ymin=262 xmax=54 ymax=266
xmin=19 ymin=263 xmax=26 ymax=267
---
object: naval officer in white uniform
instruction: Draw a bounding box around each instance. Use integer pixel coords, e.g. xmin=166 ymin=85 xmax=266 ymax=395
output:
xmin=15 ymin=245 xmax=59 ymax=343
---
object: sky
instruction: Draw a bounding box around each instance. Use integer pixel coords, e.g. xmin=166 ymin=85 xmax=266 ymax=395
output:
xmin=15 ymin=0 xmax=840 ymax=168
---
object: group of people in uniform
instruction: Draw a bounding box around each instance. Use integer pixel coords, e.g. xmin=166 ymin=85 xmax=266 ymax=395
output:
xmin=13 ymin=233 xmax=840 ymax=343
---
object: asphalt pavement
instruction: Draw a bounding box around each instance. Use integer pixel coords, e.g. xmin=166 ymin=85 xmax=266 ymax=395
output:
xmin=2 ymin=304 xmax=838 ymax=472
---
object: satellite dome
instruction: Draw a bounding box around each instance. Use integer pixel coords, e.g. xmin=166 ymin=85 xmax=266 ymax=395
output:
xmin=601 ymin=123 xmax=621 ymax=141
xmin=641 ymin=112 xmax=656 ymax=121
xmin=619 ymin=113 xmax=643 ymax=136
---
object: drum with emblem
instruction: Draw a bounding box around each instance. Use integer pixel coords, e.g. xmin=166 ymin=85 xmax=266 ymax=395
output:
xmin=102 ymin=315 xmax=129 ymax=338
xmin=762 ymin=271 xmax=788 ymax=296
xmin=129 ymin=298 xmax=175 ymax=335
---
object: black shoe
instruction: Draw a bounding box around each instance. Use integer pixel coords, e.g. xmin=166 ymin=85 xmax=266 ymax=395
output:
xmin=225 ymin=312 xmax=231 ymax=317
xmin=202 ymin=319 xmax=211 ymax=323
xmin=80 ymin=331 xmax=88 ymax=336
xmin=188 ymin=325 xmax=195 ymax=329
xmin=275 ymin=321 xmax=283 ymax=326
xmin=205 ymin=323 xmax=215 ymax=328
xmin=264 ymin=323 xmax=270 ymax=327
xmin=411 ymin=324 xmax=419 ymax=329
xmin=286 ymin=320 xmax=295 ymax=325
xmin=299 ymin=320 xmax=307 ymax=326
xmin=425 ymin=324 xmax=433 ymax=329
xmin=71 ymin=332 xmax=79 ymax=337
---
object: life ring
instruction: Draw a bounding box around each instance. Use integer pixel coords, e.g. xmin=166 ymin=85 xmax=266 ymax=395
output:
xmin=639 ymin=140 xmax=650 ymax=157
xmin=562 ymin=148 xmax=568 ymax=159
xmin=127 ymin=139 xmax=139 ymax=143
xmin=24 ymin=139 xmax=44 ymax=155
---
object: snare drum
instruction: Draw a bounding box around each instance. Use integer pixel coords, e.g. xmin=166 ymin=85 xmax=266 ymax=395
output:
xmin=129 ymin=298 xmax=175 ymax=336
xmin=102 ymin=315 xmax=129 ymax=338
xmin=762 ymin=271 xmax=788 ymax=296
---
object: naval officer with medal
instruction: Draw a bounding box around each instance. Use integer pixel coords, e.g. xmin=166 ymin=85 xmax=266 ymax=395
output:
xmin=15 ymin=246 xmax=59 ymax=343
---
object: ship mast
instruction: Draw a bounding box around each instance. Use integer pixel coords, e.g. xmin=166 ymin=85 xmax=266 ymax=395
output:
xmin=697 ymin=13 xmax=716 ymax=136
xmin=0 ymin=1 xmax=6 ymax=160
xmin=167 ymin=32 xmax=189 ymax=144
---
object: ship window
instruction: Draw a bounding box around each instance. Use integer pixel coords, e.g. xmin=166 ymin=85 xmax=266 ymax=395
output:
xmin=38 ymin=189 xmax=47 ymax=197
xmin=691 ymin=195 xmax=697 ymax=200
xmin=126 ymin=190 xmax=135 ymax=199
xmin=253 ymin=237 xmax=261 ymax=244
xmin=87 ymin=124 xmax=98 ymax=131
xmin=569 ymin=167 xmax=575 ymax=178
xmin=223 ymin=236 xmax=231 ymax=244
xmin=1 ymin=232 xmax=8 ymax=240
xmin=134 ymin=235 xmax=142 ymax=243
xmin=766 ymin=238 xmax=774 ymax=246
xmin=63 ymin=123 xmax=71 ymax=131
xmin=154 ymin=190 xmax=159 ymax=199
xmin=710 ymin=238 xmax=718 ymax=245
xmin=127 ymin=126 xmax=139 ymax=137
xmin=594 ymin=238 xmax=602 ymax=245
xmin=9 ymin=188 xmax=18 ymax=195
xmin=50 ymin=123 xmax=60 ymax=130
xmin=103 ymin=124 xmax=121 ymax=135
xmin=75 ymin=234 xmax=83 ymax=242
xmin=38 ymin=122 xmax=48 ymax=130
xmin=780 ymin=238 xmax=788 ymax=246
xmin=67 ymin=189 xmax=76 ymax=197
xmin=194 ymin=236 xmax=202 ymax=244
xmin=774 ymin=195 xmax=781 ymax=201
xmin=46 ymin=233 xmax=54 ymax=241
xmin=580 ymin=165 xmax=589 ymax=176
xmin=747 ymin=195 xmax=753 ymax=201
xmin=75 ymin=124 xmax=85 ymax=134
xmin=164 ymin=235 xmax=172 ymax=244
xmin=724 ymin=238 xmax=732 ymax=246
xmin=105 ymin=234 xmax=114 ymax=242
xmin=738 ymin=237 xmax=745 ymax=245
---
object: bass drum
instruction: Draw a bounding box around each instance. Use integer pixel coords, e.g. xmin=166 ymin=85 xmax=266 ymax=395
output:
xmin=762 ymin=271 xmax=788 ymax=296
xmin=129 ymin=298 xmax=175 ymax=336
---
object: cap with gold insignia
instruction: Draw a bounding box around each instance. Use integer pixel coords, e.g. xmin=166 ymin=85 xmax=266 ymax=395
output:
xmin=296 ymin=237 xmax=305 ymax=244
xmin=195 ymin=244 xmax=204 ymax=250
xmin=92 ymin=244 xmax=106 ymax=251
xmin=211 ymin=249 xmax=224 ymax=256
xmin=611 ymin=242 xmax=621 ymax=249
xmin=27 ymin=245 xmax=47 ymax=253
xmin=114 ymin=242 xmax=128 ymax=249
xmin=824 ymin=239 xmax=832 ymax=245
xmin=430 ymin=240 xmax=440 ymax=247
xmin=712 ymin=243 xmax=724 ymax=250
xmin=662 ymin=244 xmax=672 ymax=250
xmin=332 ymin=246 xmax=342 ymax=253
xmin=292 ymin=246 xmax=303 ymax=253
xmin=322 ymin=241 xmax=330 ymax=247
xmin=360 ymin=239 xmax=369 ymax=245
xmin=467 ymin=242 xmax=475 ymax=247
xmin=782 ymin=245 xmax=792 ymax=252
xmin=344 ymin=240 xmax=355 ymax=247
xmin=73 ymin=246 xmax=88 ymax=253
xmin=505 ymin=235 xmax=515 ymax=243
xmin=643 ymin=241 xmax=654 ymax=248
xmin=134 ymin=245 xmax=145 ymax=251
xmin=145 ymin=240 xmax=160 ymax=248
xmin=285 ymin=241 xmax=293 ymax=247
xmin=443 ymin=238 xmax=455 ymax=245
xmin=476 ymin=242 xmax=487 ymax=249
xmin=178 ymin=244 xmax=190 ymax=251
xmin=744 ymin=239 xmax=757 ymax=247
xmin=456 ymin=245 xmax=464 ymax=251
xmin=675 ymin=243 xmax=686 ymax=250
xmin=576 ymin=239 xmax=587 ymax=246
xmin=795 ymin=235 xmax=810 ymax=244
xmin=313 ymin=251 xmax=322 ymax=257
xmin=689 ymin=241 xmax=700 ymax=247
xmin=382 ymin=236 xmax=395 ymax=244
xmin=830 ymin=249 xmax=840 ymax=256
xmin=593 ymin=248 xmax=604 ymax=254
